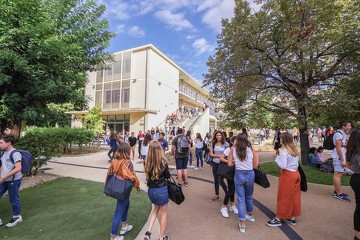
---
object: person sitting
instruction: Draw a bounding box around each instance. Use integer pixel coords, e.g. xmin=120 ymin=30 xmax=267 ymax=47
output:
xmin=316 ymin=146 xmax=325 ymax=163
xmin=309 ymin=147 xmax=322 ymax=168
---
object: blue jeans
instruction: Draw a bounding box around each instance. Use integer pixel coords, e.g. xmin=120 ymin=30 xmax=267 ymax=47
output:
xmin=111 ymin=198 xmax=130 ymax=236
xmin=0 ymin=179 xmax=22 ymax=217
xmin=189 ymin=151 xmax=193 ymax=166
xmin=195 ymin=148 xmax=203 ymax=167
xmin=234 ymin=170 xmax=255 ymax=221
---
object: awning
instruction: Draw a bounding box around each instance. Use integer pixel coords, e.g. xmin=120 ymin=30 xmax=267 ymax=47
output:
xmin=66 ymin=108 xmax=158 ymax=116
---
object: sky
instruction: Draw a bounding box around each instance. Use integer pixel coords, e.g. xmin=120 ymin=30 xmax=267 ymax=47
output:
xmin=96 ymin=0 xmax=260 ymax=84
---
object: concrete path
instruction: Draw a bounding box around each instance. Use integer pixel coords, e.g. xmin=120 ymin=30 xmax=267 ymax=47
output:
xmin=43 ymin=149 xmax=355 ymax=240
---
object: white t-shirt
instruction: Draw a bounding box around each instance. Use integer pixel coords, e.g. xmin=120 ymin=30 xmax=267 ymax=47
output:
xmin=275 ymin=150 xmax=299 ymax=171
xmin=141 ymin=143 xmax=149 ymax=156
xmin=223 ymin=147 xmax=230 ymax=157
xmin=194 ymin=139 xmax=204 ymax=149
xmin=233 ymin=147 xmax=253 ymax=171
xmin=331 ymin=130 xmax=346 ymax=160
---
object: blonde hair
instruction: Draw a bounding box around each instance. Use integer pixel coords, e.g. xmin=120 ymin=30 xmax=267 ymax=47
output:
xmin=280 ymin=132 xmax=299 ymax=157
xmin=114 ymin=143 xmax=131 ymax=160
xmin=144 ymin=141 xmax=168 ymax=181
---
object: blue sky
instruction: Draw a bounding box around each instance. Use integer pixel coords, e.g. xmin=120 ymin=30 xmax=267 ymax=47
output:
xmin=96 ymin=0 xmax=259 ymax=84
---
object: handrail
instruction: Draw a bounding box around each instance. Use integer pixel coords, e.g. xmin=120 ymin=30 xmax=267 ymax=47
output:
xmin=155 ymin=109 xmax=178 ymax=129
xmin=187 ymin=112 xmax=203 ymax=132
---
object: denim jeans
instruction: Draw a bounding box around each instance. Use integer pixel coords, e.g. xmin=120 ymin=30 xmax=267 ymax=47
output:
xmin=111 ymin=198 xmax=130 ymax=236
xmin=234 ymin=170 xmax=255 ymax=221
xmin=195 ymin=148 xmax=203 ymax=167
xmin=189 ymin=151 xmax=193 ymax=166
xmin=0 ymin=179 xmax=22 ymax=217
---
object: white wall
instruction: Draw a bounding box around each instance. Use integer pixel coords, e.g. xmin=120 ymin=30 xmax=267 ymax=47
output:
xmin=129 ymin=50 xmax=147 ymax=109
xmin=192 ymin=108 xmax=210 ymax=137
xmin=85 ymin=71 xmax=97 ymax=108
xmin=145 ymin=49 xmax=179 ymax=129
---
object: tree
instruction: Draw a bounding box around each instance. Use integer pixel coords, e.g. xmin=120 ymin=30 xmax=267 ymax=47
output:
xmin=0 ymin=0 xmax=115 ymax=138
xmin=83 ymin=105 xmax=105 ymax=134
xmin=203 ymin=0 xmax=359 ymax=164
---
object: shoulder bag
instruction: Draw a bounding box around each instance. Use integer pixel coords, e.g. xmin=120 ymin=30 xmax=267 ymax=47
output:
xmin=166 ymin=176 xmax=185 ymax=205
xmin=254 ymin=165 xmax=270 ymax=188
xmin=217 ymin=162 xmax=235 ymax=180
xmin=104 ymin=173 xmax=134 ymax=200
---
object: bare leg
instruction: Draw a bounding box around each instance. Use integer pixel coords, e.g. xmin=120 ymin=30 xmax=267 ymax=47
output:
xmin=158 ymin=205 xmax=168 ymax=239
xmin=147 ymin=205 xmax=160 ymax=233
xmin=183 ymin=169 xmax=188 ymax=182
xmin=177 ymin=170 xmax=183 ymax=185
xmin=333 ymin=171 xmax=343 ymax=194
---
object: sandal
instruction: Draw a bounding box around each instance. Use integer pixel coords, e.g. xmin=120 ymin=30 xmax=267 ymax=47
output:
xmin=210 ymin=195 xmax=219 ymax=202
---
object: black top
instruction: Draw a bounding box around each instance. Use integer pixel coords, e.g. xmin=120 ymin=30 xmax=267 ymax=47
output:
xmin=128 ymin=137 xmax=137 ymax=147
xmin=147 ymin=164 xmax=171 ymax=188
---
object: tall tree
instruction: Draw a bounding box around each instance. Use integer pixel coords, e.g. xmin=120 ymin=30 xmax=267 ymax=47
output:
xmin=0 ymin=0 xmax=115 ymax=138
xmin=204 ymin=0 xmax=359 ymax=164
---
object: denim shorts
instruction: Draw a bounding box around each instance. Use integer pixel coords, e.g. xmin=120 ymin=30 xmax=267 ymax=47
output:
xmin=333 ymin=158 xmax=345 ymax=173
xmin=148 ymin=186 xmax=169 ymax=206
xmin=175 ymin=158 xmax=188 ymax=170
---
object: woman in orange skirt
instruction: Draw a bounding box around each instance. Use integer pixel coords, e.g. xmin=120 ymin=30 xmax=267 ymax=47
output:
xmin=266 ymin=132 xmax=301 ymax=227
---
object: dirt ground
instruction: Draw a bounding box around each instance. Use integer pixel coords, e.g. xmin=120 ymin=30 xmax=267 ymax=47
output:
xmin=19 ymin=172 xmax=58 ymax=191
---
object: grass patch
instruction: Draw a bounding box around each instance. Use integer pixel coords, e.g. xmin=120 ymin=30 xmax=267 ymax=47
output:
xmin=260 ymin=161 xmax=351 ymax=186
xmin=0 ymin=177 xmax=151 ymax=240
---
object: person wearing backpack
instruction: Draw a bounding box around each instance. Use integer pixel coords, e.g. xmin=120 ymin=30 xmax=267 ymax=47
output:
xmin=332 ymin=120 xmax=352 ymax=201
xmin=172 ymin=128 xmax=190 ymax=187
xmin=0 ymin=135 xmax=23 ymax=227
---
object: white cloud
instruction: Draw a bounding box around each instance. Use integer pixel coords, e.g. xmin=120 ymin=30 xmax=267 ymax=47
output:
xmin=192 ymin=38 xmax=214 ymax=55
xmin=115 ymin=24 xmax=125 ymax=34
xmin=128 ymin=26 xmax=145 ymax=38
xmin=200 ymin=0 xmax=235 ymax=32
xmin=96 ymin=0 xmax=131 ymax=20
xmin=185 ymin=35 xmax=195 ymax=40
xmin=155 ymin=10 xmax=195 ymax=31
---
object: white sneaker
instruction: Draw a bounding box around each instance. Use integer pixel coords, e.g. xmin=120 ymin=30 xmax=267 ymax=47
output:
xmin=0 ymin=218 xmax=2 ymax=226
xmin=194 ymin=167 xmax=199 ymax=170
xmin=220 ymin=207 xmax=229 ymax=218
xmin=229 ymin=205 xmax=238 ymax=214
xmin=245 ymin=214 xmax=255 ymax=222
xmin=5 ymin=215 xmax=22 ymax=228
xmin=114 ymin=236 xmax=124 ymax=240
xmin=120 ymin=224 xmax=133 ymax=235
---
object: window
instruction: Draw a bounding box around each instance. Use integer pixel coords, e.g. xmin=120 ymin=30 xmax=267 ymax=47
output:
xmin=122 ymin=88 xmax=130 ymax=103
xmin=105 ymin=90 xmax=121 ymax=104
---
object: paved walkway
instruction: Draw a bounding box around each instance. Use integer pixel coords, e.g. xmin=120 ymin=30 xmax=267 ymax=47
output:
xmin=43 ymin=149 xmax=355 ymax=240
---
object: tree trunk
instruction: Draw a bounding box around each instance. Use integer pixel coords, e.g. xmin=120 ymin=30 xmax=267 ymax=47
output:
xmin=299 ymin=126 xmax=310 ymax=165
xmin=11 ymin=120 xmax=22 ymax=140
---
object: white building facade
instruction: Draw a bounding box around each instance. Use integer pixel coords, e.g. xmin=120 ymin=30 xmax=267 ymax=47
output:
xmin=69 ymin=44 xmax=218 ymax=135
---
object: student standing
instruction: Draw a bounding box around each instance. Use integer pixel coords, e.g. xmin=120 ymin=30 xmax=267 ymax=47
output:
xmin=228 ymin=134 xmax=258 ymax=233
xmin=172 ymin=128 xmax=190 ymax=187
xmin=158 ymin=132 xmax=169 ymax=152
xmin=105 ymin=143 xmax=140 ymax=240
xmin=332 ymin=120 xmax=352 ymax=201
xmin=194 ymin=133 xmax=204 ymax=170
xmin=141 ymin=134 xmax=152 ymax=162
xmin=266 ymin=132 xmax=301 ymax=227
xmin=128 ymin=132 xmax=137 ymax=160
xmin=0 ymin=135 xmax=23 ymax=228
xmin=186 ymin=130 xmax=194 ymax=168
xmin=144 ymin=141 xmax=171 ymax=240
xmin=346 ymin=129 xmax=360 ymax=240
xmin=209 ymin=131 xmax=229 ymax=202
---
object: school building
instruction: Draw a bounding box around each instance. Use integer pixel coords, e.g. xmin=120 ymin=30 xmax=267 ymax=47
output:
xmin=68 ymin=44 xmax=219 ymax=135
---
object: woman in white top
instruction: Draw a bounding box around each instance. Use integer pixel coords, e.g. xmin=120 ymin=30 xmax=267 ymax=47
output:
xmin=266 ymin=132 xmax=301 ymax=227
xmin=194 ymin=133 xmax=204 ymax=170
xmin=228 ymin=133 xmax=258 ymax=233
xmin=141 ymin=133 xmax=152 ymax=162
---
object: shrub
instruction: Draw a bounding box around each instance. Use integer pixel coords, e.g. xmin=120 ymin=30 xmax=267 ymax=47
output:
xmin=16 ymin=127 xmax=96 ymax=175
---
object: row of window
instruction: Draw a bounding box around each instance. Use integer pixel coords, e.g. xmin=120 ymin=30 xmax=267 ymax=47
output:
xmin=105 ymin=89 xmax=130 ymax=104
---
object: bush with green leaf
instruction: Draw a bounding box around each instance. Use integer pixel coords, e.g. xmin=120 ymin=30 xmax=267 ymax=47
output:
xmin=16 ymin=127 xmax=96 ymax=175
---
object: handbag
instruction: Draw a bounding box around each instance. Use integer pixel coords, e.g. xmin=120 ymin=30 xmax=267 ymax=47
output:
xmin=217 ymin=162 xmax=235 ymax=180
xmin=298 ymin=164 xmax=307 ymax=192
xmin=166 ymin=176 xmax=185 ymax=205
xmin=254 ymin=166 xmax=270 ymax=188
xmin=205 ymin=154 xmax=213 ymax=165
xmin=104 ymin=173 xmax=134 ymax=200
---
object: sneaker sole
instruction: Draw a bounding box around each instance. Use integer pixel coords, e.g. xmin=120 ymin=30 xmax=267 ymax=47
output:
xmin=266 ymin=223 xmax=282 ymax=227
xmin=334 ymin=195 xmax=351 ymax=202
xmin=5 ymin=218 xmax=22 ymax=228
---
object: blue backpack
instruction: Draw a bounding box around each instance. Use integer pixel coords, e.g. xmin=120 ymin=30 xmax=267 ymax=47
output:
xmin=0 ymin=149 xmax=33 ymax=175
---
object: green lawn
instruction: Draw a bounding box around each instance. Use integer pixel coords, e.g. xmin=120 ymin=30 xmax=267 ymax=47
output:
xmin=0 ymin=178 xmax=151 ymax=240
xmin=260 ymin=161 xmax=351 ymax=186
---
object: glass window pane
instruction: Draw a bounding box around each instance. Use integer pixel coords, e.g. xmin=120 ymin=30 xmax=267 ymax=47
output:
xmin=96 ymin=70 xmax=103 ymax=83
xmin=95 ymin=91 xmax=102 ymax=106
xmin=122 ymin=51 xmax=131 ymax=79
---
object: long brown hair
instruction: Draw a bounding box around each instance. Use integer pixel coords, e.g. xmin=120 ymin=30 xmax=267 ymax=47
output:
xmin=346 ymin=129 xmax=360 ymax=162
xmin=144 ymin=141 xmax=168 ymax=180
xmin=143 ymin=133 xmax=152 ymax=146
xmin=211 ymin=130 xmax=225 ymax=145
xmin=114 ymin=143 xmax=131 ymax=160
xmin=280 ymin=132 xmax=299 ymax=156
xmin=235 ymin=133 xmax=252 ymax=161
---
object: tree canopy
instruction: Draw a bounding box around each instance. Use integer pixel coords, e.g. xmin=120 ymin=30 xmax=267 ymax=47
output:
xmin=204 ymin=0 xmax=360 ymax=164
xmin=0 ymin=0 xmax=115 ymax=138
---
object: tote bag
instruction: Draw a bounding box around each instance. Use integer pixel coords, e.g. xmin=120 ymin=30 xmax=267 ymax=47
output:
xmin=254 ymin=166 xmax=270 ymax=188
xmin=167 ymin=176 xmax=185 ymax=205
xmin=217 ymin=162 xmax=235 ymax=180
xmin=298 ymin=164 xmax=308 ymax=192
xmin=104 ymin=173 xmax=134 ymax=200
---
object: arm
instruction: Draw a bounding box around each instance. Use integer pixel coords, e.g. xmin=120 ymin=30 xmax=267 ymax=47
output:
xmin=220 ymin=153 xmax=228 ymax=163
xmin=252 ymin=149 xmax=259 ymax=169
xmin=228 ymin=147 xmax=235 ymax=167
xmin=335 ymin=139 xmax=346 ymax=166
xmin=275 ymin=151 xmax=288 ymax=169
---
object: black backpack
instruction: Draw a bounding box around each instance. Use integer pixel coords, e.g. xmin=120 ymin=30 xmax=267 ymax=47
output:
xmin=323 ymin=131 xmax=343 ymax=150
